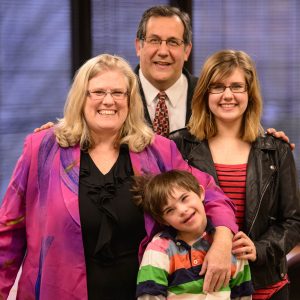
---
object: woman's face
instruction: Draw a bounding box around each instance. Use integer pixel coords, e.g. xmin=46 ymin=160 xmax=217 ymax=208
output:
xmin=208 ymin=68 xmax=248 ymax=127
xmin=84 ymin=70 xmax=129 ymax=138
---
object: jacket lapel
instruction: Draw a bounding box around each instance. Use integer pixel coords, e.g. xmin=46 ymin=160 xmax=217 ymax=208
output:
xmin=60 ymin=145 xmax=81 ymax=226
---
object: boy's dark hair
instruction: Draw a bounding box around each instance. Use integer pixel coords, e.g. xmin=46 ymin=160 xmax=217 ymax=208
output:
xmin=132 ymin=170 xmax=202 ymax=224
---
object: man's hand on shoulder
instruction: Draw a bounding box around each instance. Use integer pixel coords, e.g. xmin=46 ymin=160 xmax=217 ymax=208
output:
xmin=266 ymin=128 xmax=295 ymax=150
xmin=34 ymin=122 xmax=55 ymax=133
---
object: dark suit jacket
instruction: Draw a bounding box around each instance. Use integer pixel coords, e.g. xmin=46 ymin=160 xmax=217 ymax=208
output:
xmin=134 ymin=65 xmax=198 ymax=130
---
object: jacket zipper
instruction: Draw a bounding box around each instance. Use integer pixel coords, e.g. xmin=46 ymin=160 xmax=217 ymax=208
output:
xmin=247 ymin=176 xmax=273 ymax=236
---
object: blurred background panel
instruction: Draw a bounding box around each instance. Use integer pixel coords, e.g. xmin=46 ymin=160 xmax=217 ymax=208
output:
xmin=0 ymin=0 xmax=70 ymax=200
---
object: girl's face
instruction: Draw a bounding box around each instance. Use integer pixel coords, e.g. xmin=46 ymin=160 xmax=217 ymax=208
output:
xmin=208 ymin=68 xmax=248 ymax=128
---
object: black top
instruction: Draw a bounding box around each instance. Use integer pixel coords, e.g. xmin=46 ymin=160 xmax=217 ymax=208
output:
xmin=79 ymin=145 xmax=146 ymax=300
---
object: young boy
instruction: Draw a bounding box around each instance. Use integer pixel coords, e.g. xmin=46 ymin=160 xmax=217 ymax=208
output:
xmin=132 ymin=170 xmax=253 ymax=299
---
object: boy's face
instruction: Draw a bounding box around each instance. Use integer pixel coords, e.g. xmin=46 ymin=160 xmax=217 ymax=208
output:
xmin=161 ymin=186 xmax=207 ymax=243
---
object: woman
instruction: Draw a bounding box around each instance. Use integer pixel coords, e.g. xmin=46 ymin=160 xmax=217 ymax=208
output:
xmin=170 ymin=49 xmax=300 ymax=299
xmin=0 ymin=54 xmax=237 ymax=299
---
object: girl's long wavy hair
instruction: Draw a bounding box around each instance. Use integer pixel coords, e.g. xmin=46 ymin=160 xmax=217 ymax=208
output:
xmin=54 ymin=54 xmax=154 ymax=152
xmin=188 ymin=49 xmax=264 ymax=142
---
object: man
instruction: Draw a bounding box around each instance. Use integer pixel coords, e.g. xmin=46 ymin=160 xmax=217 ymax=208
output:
xmin=135 ymin=6 xmax=197 ymax=135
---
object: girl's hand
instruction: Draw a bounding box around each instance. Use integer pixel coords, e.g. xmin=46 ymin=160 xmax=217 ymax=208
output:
xmin=232 ymin=231 xmax=256 ymax=262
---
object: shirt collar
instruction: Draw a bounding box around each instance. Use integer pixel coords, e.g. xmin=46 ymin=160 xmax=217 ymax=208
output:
xmin=160 ymin=219 xmax=215 ymax=245
xmin=139 ymin=69 xmax=187 ymax=108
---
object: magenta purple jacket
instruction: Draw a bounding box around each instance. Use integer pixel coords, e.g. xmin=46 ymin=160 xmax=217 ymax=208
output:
xmin=0 ymin=129 xmax=237 ymax=299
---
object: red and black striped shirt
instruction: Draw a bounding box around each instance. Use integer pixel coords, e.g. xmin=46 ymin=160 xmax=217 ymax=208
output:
xmin=215 ymin=163 xmax=288 ymax=299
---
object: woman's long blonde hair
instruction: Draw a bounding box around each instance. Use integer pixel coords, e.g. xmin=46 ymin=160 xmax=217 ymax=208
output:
xmin=55 ymin=54 xmax=154 ymax=152
xmin=188 ymin=49 xmax=264 ymax=142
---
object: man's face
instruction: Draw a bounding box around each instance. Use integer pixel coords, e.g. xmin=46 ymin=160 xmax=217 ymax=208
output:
xmin=136 ymin=16 xmax=192 ymax=91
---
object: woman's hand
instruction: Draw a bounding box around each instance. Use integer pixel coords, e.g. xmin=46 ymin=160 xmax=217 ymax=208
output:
xmin=232 ymin=231 xmax=256 ymax=262
xmin=200 ymin=226 xmax=232 ymax=293
xmin=33 ymin=122 xmax=55 ymax=133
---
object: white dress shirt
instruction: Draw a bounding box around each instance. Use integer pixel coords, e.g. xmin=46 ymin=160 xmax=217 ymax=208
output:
xmin=139 ymin=69 xmax=188 ymax=132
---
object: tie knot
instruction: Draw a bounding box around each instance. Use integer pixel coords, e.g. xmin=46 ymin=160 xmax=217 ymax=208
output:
xmin=157 ymin=91 xmax=167 ymax=101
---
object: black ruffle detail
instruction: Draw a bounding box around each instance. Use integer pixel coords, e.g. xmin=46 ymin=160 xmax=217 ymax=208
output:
xmin=87 ymin=182 xmax=118 ymax=263
xmin=80 ymin=146 xmax=133 ymax=265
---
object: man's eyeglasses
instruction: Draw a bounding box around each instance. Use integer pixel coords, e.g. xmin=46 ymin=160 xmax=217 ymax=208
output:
xmin=142 ymin=37 xmax=185 ymax=48
xmin=88 ymin=90 xmax=128 ymax=101
xmin=208 ymin=83 xmax=247 ymax=94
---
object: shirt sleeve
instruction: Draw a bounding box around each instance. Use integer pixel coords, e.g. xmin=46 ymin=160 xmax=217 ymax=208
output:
xmin=136 ymin=236 xmax=169 ymax=299
xmin=157 ymin=136 xmax=238 ymax=233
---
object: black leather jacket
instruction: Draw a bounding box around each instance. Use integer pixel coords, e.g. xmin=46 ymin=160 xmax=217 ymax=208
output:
xmin=169 ymin=128 xmax=300 ymax=289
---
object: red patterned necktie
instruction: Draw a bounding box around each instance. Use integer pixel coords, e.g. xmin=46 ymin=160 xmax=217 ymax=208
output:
xmin=153 ymin=91 xmax=169 ymax=136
